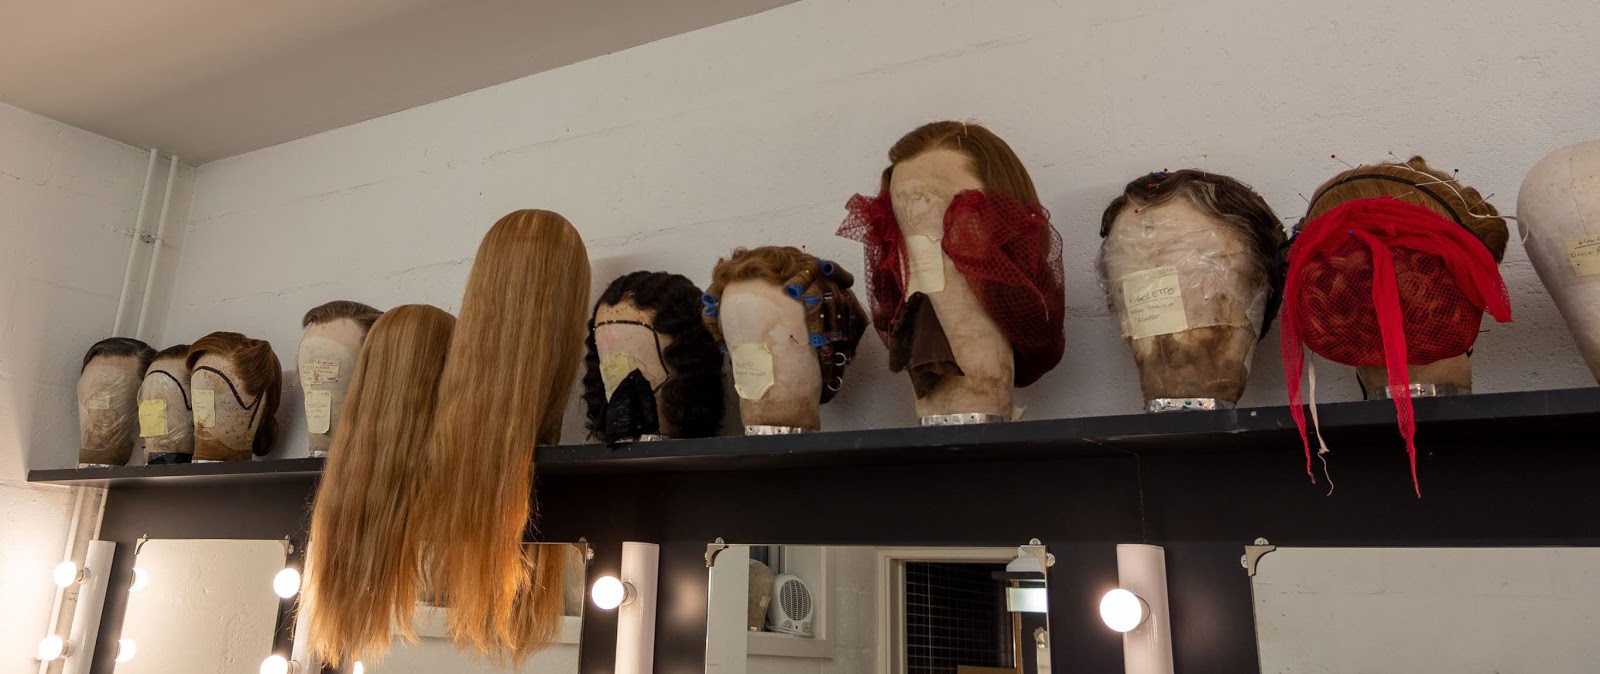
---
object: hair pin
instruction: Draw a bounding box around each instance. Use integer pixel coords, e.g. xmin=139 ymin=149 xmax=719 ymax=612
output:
xmin=1332 ymin=154 xmax=1357 ymax=169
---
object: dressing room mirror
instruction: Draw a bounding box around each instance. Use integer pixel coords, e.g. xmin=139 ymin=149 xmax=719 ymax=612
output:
xmin=116 ymin=538 xmax=289 ymax=674
xmin=705 ymin=543 xmax=1051 ymax=674
xmin=1247 ymin=544 xmax=1600 ymax=673
xmin=352 ymin=541 xmax=590 ymax=674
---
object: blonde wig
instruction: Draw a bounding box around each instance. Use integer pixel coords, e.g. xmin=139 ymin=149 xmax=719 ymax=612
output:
xmin=1301 ymin=156 xmax=1509 ymax=262
xmin=421 ymin=209 xmax=591 ymax=662
xmin=305 ymin=305 xmax=456 ymax=665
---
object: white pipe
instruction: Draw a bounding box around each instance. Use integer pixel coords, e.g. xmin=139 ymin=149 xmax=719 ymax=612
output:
xmin=112 ymin=149 xmax=159 ymax=337
xmin=1116 ymin=544 xmax=1174 ymax=674
xmin=616 ymin=542 xmax=659 ymax=674
xmin=135 ymin=154 xmax=180 ymax=340
xmin=38 ymin=487 xmax=87 ymax=674
xmin=62 ymin=541 xmax=115 ymax=674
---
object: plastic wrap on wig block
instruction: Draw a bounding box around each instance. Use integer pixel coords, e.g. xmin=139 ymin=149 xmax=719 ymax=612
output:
xmin=78 ymin=338 xmax=156 ymax=465
xmin=1282 ymin=198 xmax=1511 ymax=494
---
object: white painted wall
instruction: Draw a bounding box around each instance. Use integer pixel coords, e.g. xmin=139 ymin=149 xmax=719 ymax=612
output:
xmin=0 ymin=102 xmax=193 ymax=672
xmin=163 ymin=0 xmax=1600 ymax=457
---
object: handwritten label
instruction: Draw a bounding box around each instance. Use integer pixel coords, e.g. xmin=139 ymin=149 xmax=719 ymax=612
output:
xmin=904 ymin=235 xmax=947 ymax=295
xmin=600 ymin=353 xmax=634 ymax=399
xmin=87 ymin=391 xmax=114 ymax=410
xmin=192 ymin=389 xmax=216 ymax=428
xmin=300 ymin=359 xmax=341 ymax=386
xmin=305 ymin=389 xmax=332 ymax=434
xmin=138 ymin=399 xmax=168 ymax=437
xmin=1569 ymin=235 xmax=1600 ymax=277
xmin=1121 ymin=266 xmax=1189 ymax=340
xmin=730 ymin=343 xmax=775 ymax=401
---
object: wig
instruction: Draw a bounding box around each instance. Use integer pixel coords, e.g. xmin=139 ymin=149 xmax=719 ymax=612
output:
xmin=185 ymin=332 xmax=283 ymax=457
xmin=79 ymin=337 xmax=157 ymax=465
xmin=838 ymin=121 xmax=1065 ymax=388
xmin=140 ymin=343 xmax=194 ymax=463
xmin=1300 ymin=156 xmax=1509 ymax=262
xmin=581 ymin=271 xmax=724 ymax=442
xmin=702 ymin=246 xmax=868 ymax=404
xmin=306 ymin=305 xmax=455 ymax=665
xmin=303 ymin=300 xmax=383 ymax=330
xmin=82 ymin=337 xmax=156 ymax=375
xmin=419 ymin=209 xmax=590 ymax=662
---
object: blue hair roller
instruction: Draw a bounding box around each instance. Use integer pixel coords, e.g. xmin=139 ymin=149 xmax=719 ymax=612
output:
xmin=701 ymin=293 xmax=718 ymax=307
xmin=784 ymin=284 xmax=804 ymax=300
xmin=820 ymin=260 xmax=836 ymax=276
xmin=809 ymin=334 xmax=825 ymax=348
xmin=803 ymin=295 xmax=821 ymax=306
xmin=703 ymin=306 xmax=719 ymax=318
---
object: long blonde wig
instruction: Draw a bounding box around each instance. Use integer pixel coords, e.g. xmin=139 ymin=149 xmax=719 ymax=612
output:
xmin=304 ymin=304 xmax=456 ymax=665
xmin=421 ymin=209 xmax=591 ymax=662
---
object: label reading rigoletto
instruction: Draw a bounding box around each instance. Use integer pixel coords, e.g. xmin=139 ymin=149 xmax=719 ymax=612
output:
xmin=138 ymin=399 xmax=168 ymax=437
xmin=1568 ymin=235 xmax=1600 ymax=277
xmin=904 ymin=234 xmax=947 ymax=295
xmin=305 ymin=389 xmax=332 ymax=435
xmin=1121 ymin=266 xmax=1189 ymax=340
xmin=192 ymin=389 xmax=216 ymax=428
xmin=300 ymin=359 xmax=341 ymax=386
xmin=729 ymin=343 xmax=775 ymax=401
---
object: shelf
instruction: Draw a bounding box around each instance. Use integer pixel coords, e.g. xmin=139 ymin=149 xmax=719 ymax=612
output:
xmin=28 ymin=387 xmax=1600 ymax=487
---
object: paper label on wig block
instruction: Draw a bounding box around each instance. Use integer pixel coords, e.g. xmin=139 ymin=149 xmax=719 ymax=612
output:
xmin=87 ymin=391 xmax=113 ymax=410
xmin=1122 ymin=266 xmax=1189 ymax=339
xmin=730 ymin=343 xmax=775 ymax=401
xmin=138 ymin=399 xmax=168 ymax=437
xmin=600 ymin=353 xmax=633 ymax=399
xmin=904 ymin=235 xmax=947 ymax=295
xmin=300 ymin=359 xmax=341 ymax=386
xmin=1568 ymin=235 xmax=1600 ymax=277
xmin=192 ymin=389 xmax=216 ymax=428
xmin=305 ymin=389 xmax=332 ymax=434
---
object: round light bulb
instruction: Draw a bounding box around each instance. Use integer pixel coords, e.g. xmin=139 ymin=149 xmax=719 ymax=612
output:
xmin=116 ymin=638 xmax=138 ymax=663
xmin=352 ymin=661 xmax=365 ymax=674
xmin=37 ymin=635 xmax=67 ymax=661
xmin=53 ymin=561 xmax=80 ymax=588
xmin=260 ymin=654 xmax=291 ymax=674
xmin=130 ymin=567 xmax=150 ymax=592
xmin=591 ymin=575 xmax=627 ymax=610
xmin=1099 ymin=588 xmax=1147 ymax=633
xmin=273 ymin=567 xmax=302 ymax=599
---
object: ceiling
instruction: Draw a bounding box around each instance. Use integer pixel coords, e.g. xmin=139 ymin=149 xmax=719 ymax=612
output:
xmin=0 ymin=0 xmax=794 ymax=163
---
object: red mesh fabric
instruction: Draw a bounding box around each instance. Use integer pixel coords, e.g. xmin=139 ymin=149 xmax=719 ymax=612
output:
xmin=1281 ymin=198 xmax=1511 ymax=495
xmin=838 ymin=189 xmax=1066 ymax=387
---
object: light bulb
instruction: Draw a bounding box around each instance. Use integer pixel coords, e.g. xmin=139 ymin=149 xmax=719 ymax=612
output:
xmin=116 ymin=639 xmax=137 ymax=663
xmin=591 ymin=575 xmax=629 ymax=610
xmin=273 ymin=567 xmax=301 ymax=599
xmin=352 ymin=661 xmax=365 ymax=674
xmin=1099 ymin=588 xmax=1148 ymax=633
xmin=130 ymin=567 xmax=150 ymax=592
xmin=53 ymin=561 xmax=81 ymax=588
xmin=37 ymin=635 xmax=67 ymax=661
xmin=260 ymin=654 xmax=292 ymax=674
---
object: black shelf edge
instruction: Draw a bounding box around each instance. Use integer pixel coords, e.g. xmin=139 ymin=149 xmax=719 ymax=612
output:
xmin=28 ymin=386 xmax=1600 ymax=486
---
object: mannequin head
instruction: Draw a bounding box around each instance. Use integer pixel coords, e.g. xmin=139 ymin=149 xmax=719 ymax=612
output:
xmin=307 ymin=304 xmax=455 ymax=665
xmin=78 ymin=337 xmax=155 ymax=466
xmin=1099 ymin=170 xmax=1286 ymax=409
xmin=703 ymin=246 xmax=867 ymax=432
xmin=1299 ymin=156 xmax=1509 ymax=396
xmin=186 ymin=332 xmax=282 ymax=461
xmin=420 ymin=209 xmax=590 ymax=662
xmin=299 ymin=300 xmax=382 ymax=456
xmin=582 ymin=271 xmax=723 ymax=443
xmin=138 ymin=344 xmax=194 ymax=463
xmin=839 ymin=121 xmax=1064 ymax=421
xmin=1519 ymin=139 xmax=1600 ymax=383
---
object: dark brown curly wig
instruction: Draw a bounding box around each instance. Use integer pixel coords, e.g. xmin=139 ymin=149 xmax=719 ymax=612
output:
xmin=582 ymin=271 xmax=725 ymax=441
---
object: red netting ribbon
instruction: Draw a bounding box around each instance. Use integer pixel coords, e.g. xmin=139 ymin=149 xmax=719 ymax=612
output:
xmin=838 ymin=189 xmax=1065 ymax=386
xmin=1281 ymin=198 xmax=1511 ymax=495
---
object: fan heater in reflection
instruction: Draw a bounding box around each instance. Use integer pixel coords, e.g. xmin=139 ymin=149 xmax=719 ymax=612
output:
xmin=767 ymin=574 xmax=815 ymax=637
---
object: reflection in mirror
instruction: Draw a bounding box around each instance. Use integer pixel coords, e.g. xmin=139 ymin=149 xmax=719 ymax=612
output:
xmin=116 ymin=538 xmax=289 ymax=674
xmin=706 ymin=544 xmax=1050 ymax=674
xmin=1249 ymin=546 xmax=1600 ymax=673
xmin=350 ymin=542 xmax=589 ymax=674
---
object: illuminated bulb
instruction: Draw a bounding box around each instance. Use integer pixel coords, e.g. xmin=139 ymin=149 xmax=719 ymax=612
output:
xmin=130 ymin=567 xmax=150 ymax=592
xmin=591 ymin=575 xmax=633 ymax=610
xmin=273 ymin=567 xmax=301 ymax=599
xmin=37 ymin=635 xmax=67 ymax=661
xmin=53 ymin=561 xmax=81 ymax=588
xmin=352 ymin=662 xmax=365 ymax=674
xmin=116 ymin=639 xmax=137 ymax=663
xmin=1099 ymin=588 xmax=1148 ymax=633
xmin=260 ymin=654 xmax=293 ymax=674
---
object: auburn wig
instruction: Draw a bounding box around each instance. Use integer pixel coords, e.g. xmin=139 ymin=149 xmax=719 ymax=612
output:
xmin=1100 ymin=169 xmax=1288 ymax=335
xmin=702 ymin=246 xmax=868 ymax=404
xmin=305 ymin=305 xmax=455 ymax=665
xmin=1300 ymin=156 xmax=1509 ymax=262
xmin=420 ymin=209 xmax=590 ymax=662
xmin=581 ymin=271 xmax=724 ymax=441
xmin=879 ymin=121 xmax=1040 ymax=206
xmin=185 ymin=332 xmax=282 ymax=456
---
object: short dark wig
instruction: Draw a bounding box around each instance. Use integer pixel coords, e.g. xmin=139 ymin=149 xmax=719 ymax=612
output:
xmin=82 ymin=337 xmax=156 ymax=375
xmin=582 ymin=271 xmax=725 ymax=441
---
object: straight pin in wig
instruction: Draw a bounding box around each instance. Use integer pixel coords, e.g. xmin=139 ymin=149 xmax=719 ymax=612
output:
xmin=305 ymin=304 xmax=456 ymax=666
xmin=420 ymin=209 xmax=591 ymax=662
